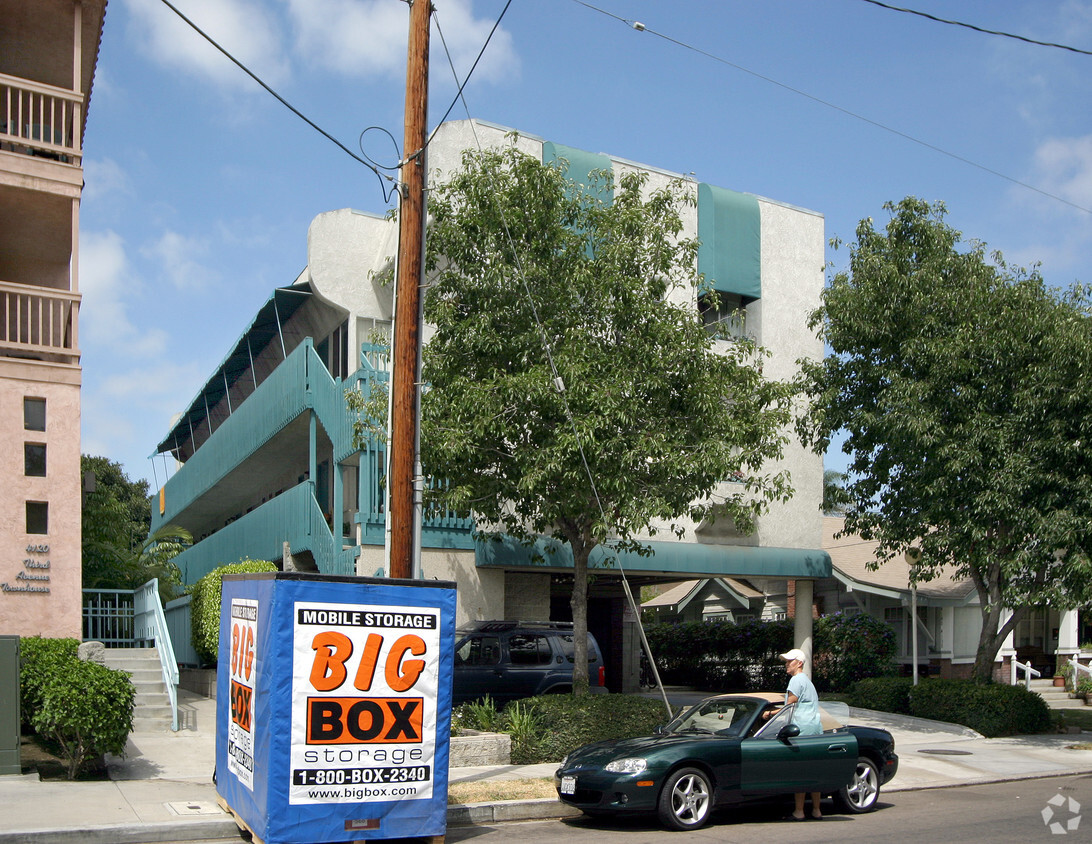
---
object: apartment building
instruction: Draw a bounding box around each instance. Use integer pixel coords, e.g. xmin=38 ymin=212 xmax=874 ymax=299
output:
xmin=0 ymin=0 xmax=107 ymax=637
xmin=150 ymin=120 xmax=830 ymax=685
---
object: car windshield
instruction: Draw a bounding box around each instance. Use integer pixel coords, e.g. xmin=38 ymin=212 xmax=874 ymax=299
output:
xmin=665 ymin=698 xmax=764 ymax=737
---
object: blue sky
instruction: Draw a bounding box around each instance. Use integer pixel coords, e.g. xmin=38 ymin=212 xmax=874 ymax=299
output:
xmin=78 ymin=0 xmax=1092 ymax=491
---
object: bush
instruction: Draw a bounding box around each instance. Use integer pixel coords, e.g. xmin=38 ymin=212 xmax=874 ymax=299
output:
xmin=645 ymin=619 xmax=793 ymax=691
xmin=502 ymin=694 xmax=671 ymax=764
xmin=19 ymin=637 xmax=80 ymax=729
xmin=908 ymin=680 xmax=1052 ymax=737
xmin=189 ymin=559 xmax=277 ymax=665
xmin=848 ymin=677 xmax=914 ymax=715
xmin=813 ymin=613 xmax=897 ymax=692
xmin=31 ymin=657 xmax=135 ymax=779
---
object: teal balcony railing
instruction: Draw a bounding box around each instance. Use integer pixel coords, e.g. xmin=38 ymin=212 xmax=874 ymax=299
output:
xmin=153 ymin=340 xmax=357 ymax=532
xmin=170 ymin=482 xmax=357 ymax=584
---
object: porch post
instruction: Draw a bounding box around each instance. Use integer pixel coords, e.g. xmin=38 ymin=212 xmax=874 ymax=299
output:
xmin=794 ymin=579 xmax=815 ymax=679
xmin=1058 ymin=609 xmax=1080 ymax=668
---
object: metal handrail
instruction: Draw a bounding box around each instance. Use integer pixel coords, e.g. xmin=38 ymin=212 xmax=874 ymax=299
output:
xmin=1011 ymin=659 xmax=1041 ymax=689
xmin=134 ymin=579 xmax=180 ymax=731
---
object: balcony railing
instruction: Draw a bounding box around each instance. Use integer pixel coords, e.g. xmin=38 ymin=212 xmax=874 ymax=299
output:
xmin=0 ymin=280 xmax=80 ymax=358
xmin=0 ymin=73 xmax=82 ymax=164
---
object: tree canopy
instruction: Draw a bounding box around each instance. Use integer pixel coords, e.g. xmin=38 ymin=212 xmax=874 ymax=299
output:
xmin=81 ymin=455 xmax=189 ymax=600
xmin=799 ymin=197 xmax=1092 ymax=681
xmin=419 ymin=144 xmax=795 ymax=689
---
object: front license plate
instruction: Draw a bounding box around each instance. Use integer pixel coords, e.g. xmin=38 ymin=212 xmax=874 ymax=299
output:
xmin=560 ymin=776 xmax=576 ymax=795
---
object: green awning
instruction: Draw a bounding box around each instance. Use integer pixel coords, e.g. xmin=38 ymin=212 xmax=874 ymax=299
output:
xmin=697 ymin=183 xmax=761 ymax=300
xmin=476 ymin=536 xmax=830 ymax=579
xmin=542 ymin=141 xmax=614 ymax=206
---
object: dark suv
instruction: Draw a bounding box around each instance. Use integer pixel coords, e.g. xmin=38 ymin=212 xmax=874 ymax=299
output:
xmin=451 ymin=620 xmax=607 ymax=705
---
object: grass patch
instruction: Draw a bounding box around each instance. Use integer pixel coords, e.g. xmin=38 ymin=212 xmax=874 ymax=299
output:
xmin=448 ymin=778 xmax=556 ymax=804
xmin=1057 ymin=708 xmax=1092 ymax=733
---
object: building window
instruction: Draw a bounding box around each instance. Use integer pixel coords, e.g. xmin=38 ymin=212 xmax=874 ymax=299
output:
xmin=24 ymin=398 xmax=46 ymax=431
xmin=698 ymin=291 xmax=746 ymax=339
xmin=26 ymin=501 xmax=48 ymax=535
xmin=24 ymin=443 xmax=46 ymax=477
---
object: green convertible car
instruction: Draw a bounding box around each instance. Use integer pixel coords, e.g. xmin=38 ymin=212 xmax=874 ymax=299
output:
xmin=554 ymin=692 xmax=898 ymax=831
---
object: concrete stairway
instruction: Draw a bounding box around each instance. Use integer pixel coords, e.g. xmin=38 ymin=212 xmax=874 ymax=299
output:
xmin=1028 ymin=678 xmax=1089 ymax=711
xmin=103 ymin=647 xmax=174 ymax=731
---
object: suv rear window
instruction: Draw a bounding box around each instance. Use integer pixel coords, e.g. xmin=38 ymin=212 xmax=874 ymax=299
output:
xmin=558 ymin=634 xmax=598 ymax=663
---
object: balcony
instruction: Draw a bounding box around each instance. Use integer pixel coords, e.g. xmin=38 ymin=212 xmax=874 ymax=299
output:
xmin=0 ymin=279 xmax=79 ymax=362
xmin=0 ymin=73 xmax=82 ymax=165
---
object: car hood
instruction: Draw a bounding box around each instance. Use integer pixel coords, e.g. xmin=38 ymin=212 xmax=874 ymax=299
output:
xmin=563 ymin=733 xmax=713 ymax=768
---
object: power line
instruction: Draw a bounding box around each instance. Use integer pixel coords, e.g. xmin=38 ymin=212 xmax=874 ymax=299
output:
xmin=570 ymin=0 xmax=1092 ymax=216
xmin=155 ymin=0 xmax=394 ymax=198
xmin=858 ymin=0 xmax=1092 ymax=57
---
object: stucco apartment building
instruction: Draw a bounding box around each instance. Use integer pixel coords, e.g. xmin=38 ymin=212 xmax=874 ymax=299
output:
xmin=0 ymin=0 xmax=107 ymax=638
xmin=149 ymin=120 xmax=831 ymax=688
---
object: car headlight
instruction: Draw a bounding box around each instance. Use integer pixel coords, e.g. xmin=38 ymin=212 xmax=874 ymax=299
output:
xmin=605 ymin=757 xmax=647 ymax=774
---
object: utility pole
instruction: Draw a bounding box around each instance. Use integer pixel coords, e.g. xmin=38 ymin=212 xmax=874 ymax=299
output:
xmin=389 ymin=0 xmax=430 ymax=580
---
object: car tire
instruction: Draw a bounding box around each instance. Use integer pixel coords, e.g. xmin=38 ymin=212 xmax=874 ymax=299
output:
xmin=657 ymin=766 xmax=713 ymax=831
xmin=835 ymin=756 xmax=881 ymax=814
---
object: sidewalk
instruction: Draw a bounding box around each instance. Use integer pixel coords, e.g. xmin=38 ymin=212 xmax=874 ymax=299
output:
xmin=2 ymin=688 xmax=1091 ymax=843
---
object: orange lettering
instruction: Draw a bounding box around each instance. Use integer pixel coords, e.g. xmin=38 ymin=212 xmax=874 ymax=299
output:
xmin=353 ymin=633 xmax=383 ymax=691
xmin=385 ymin=634 xmax=426 ymax=692
xmin=310 ymin=631 xmax=353 ymax=691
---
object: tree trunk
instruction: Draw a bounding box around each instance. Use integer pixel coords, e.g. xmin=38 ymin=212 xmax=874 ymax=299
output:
xmin=570 ymin=539 xmax=591 ymax=696
xmin=971 ymin=590 xmax=1026 ymax=683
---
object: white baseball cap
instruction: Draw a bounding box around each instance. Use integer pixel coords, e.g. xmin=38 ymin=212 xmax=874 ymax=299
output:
xmin=780 ymin=648 xmax=807 ymax=663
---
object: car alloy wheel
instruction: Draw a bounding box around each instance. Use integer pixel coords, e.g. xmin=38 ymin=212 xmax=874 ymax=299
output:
xmin=836 ymin=756 xmax=880 ymax=813
xmin=657 ymin=767 xmax=713 ymax=831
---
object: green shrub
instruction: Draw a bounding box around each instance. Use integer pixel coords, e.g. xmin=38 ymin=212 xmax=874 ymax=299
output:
xmin=31 ymin=658 xmax=135 ymax=779
xmin=504 ymin=694 xmax=671 ymax=764
xmin=453 ymin=696 xmax=505 ymax=733
xmin=813 ymin=613 xmax=897 ymax=691
xmin=19 ymin=637 xmax=80 ymax=729
xmin=907 ymin=679 xmax=1052 ymax=737
xmin=189 ymin=559 xmax=277 ymax=665
xmin=848 ymin=676 xmax=914 ymax=715
xmin=1075 ymin=677 xmax=1092 ymax=699
xmin=645 ymin=619 xmax=793 ymax=690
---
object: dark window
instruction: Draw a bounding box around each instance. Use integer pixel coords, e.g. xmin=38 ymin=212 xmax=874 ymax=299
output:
xmin=698 ymin=291 xmax=746 ymax=339
xmin=508 ymin=634 xmax=552 ymax=665
xmin=26 ymin=501 xmax=48 ymax=535
xmin=455 ymin=636 xmax=500 ymax=666
xmin=559 ymin=634 xmax=598 ymax=663
xmin=23 ymin=398 xmax=46 ymax=431
xmin=24 ymin=443 xmax=46 ymax=477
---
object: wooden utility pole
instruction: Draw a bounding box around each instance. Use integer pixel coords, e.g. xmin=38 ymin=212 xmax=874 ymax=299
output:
xmin=389 ymin=0 xmax=431 ymax=580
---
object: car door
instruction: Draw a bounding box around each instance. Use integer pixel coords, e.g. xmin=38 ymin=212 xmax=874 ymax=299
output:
xmin=452 ymin=634 xmax=503 ymax=703
xmin=738 ymin=705 xmax=857 ymax=795
xmin=502 ymin=633 xmax=554 ymax=698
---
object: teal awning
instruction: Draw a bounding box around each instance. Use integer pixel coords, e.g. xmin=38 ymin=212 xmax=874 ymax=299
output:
xmin=542 ymin=141 xmax=614 ymax=206
xmin=697 ymin=183 xmax=761 ymax=300
xmin=476 ymin=536 xmax=830 ymax=579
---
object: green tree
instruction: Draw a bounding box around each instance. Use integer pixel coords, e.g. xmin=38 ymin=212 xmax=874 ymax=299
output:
xmin=81 ymin=455 xmax=189 ymax=601
xmin=419 ymin=144 xmax=795 ymax=692
xmin=799 ymin=197 xmax=1092 ymax=682
xmin=822 ymin=469 xmax=851 ymax=515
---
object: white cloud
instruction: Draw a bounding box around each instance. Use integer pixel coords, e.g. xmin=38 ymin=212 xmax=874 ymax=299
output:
xmin=81 ymin=157 xmax=132 ymax=204
xmin=285 ymin=0 xmax=518 ymax=83
xmin=123 ymin=0 xmax=290 ymax=90
xmin=79 ymin=229 xmax=169 ymax=356
xmin=1031 ymin=135 xmax=1092 ymax=208
xmin=142 ymin=230 xmax=218 ymax=290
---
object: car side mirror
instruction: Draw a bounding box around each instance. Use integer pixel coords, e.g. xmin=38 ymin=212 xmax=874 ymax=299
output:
xmin=653 ymin=724 xmax=666 ymax=736
xmin=777 ymin=723 xmax=800 ymax=745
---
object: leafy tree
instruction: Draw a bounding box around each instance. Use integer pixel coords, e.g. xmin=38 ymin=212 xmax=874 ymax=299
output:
xmin=798 ymin=197 xmax=1092 ymax=682
xmin=81 ymin=455 xmax=189 ymax=601
xmin=822 ymin=469 xmax=851 ymax=515
xmin=419 ymin=144 xmax=795 ymax=692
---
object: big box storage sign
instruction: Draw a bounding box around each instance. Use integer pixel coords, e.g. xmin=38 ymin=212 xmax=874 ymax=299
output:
xmin=216 ymin=572 xmax=456 ymax=843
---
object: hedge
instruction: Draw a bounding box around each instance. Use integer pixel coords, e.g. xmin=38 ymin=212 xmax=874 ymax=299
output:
xmin=189 ymin=559 xmax=277 ymax=665
xmin=18 ymin=636 xmax=80 ymax=729
xmin=849 ymin=677 xmax=1051 ymax=736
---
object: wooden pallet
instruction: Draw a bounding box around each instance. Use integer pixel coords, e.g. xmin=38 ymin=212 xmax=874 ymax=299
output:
xmin=216 ymin=796 xmax=445 ymax=844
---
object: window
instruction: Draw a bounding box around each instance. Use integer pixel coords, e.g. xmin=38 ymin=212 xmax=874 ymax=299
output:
xmin=23 ymin=398 xmax=46 ymax=431
xmin=455 ymin=635 xmax=500 ymax=667
xmin=26 ymin=502 xmax=48 ymax=535
xmin=698 ymin=291 xmax=746 ymax=339
xmin=24 ymin=443 xmax=46 ymax=477
xmin=508 ymin=634 xmax=552 ymax=665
